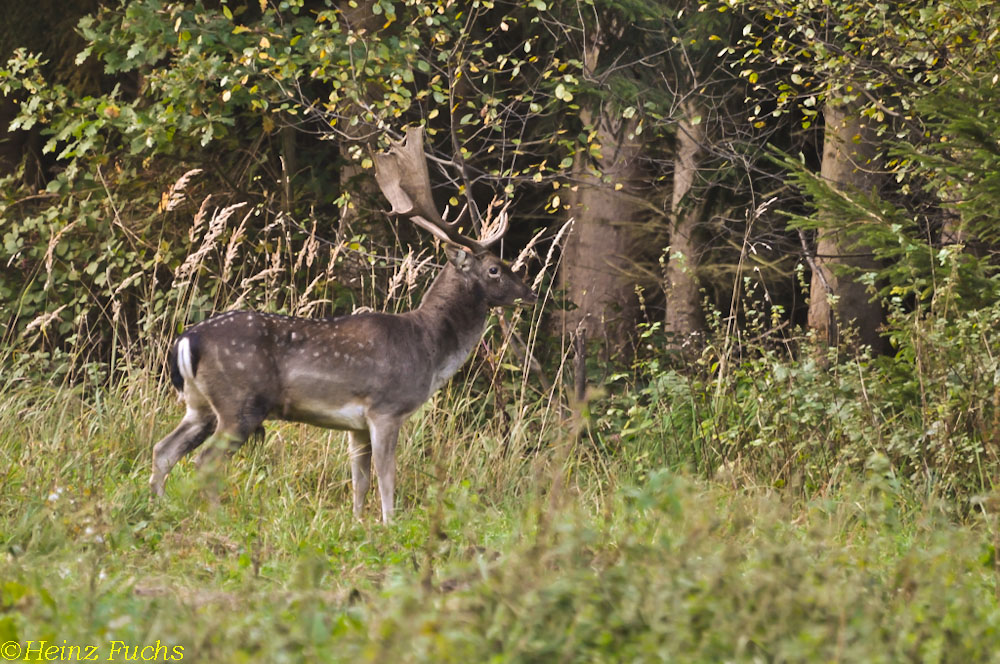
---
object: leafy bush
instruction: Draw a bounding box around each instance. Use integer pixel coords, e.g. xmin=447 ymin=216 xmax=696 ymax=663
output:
xmin=0 ymin=0 xmax=586 ymax=382
xmin=590 ymin=293 xmax=1000 ymax=504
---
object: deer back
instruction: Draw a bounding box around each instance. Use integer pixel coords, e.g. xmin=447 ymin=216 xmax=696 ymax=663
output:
xmin=169 ymin=253 xmax=531 ymax=431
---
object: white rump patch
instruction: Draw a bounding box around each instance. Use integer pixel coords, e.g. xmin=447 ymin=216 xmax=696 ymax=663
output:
xmin=176 ymin=337 xmax=196 ymax=384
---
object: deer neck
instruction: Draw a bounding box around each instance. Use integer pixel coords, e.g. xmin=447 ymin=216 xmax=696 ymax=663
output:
xmin=410 ymin=263 xmax=490 ymax=385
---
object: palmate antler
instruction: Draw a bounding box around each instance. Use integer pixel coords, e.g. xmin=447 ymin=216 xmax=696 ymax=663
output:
xmin=373 ymin=126 xmax=508 ymax=254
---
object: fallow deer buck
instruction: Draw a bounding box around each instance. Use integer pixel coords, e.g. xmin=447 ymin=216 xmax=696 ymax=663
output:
xmin=149 ymin=126 xmax=536 ymax=522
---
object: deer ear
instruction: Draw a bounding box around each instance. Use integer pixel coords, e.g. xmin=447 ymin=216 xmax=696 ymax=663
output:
xmin=446 ymin=246 xmax=475 ymax=272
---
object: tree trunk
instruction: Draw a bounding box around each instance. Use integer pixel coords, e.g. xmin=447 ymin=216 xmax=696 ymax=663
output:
xmin=559 ymin=106 xmax=644 ymax=354
xmin=939 ymin=176 xmax=968 ymax=247
xmin=807 ymin=103 xmax=884 ymax=351
xmin=664 ymin=102 xmax=707 ymax=344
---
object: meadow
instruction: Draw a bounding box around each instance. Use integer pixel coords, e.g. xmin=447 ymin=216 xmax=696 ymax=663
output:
xmin=5 ymin=317 xmax=1000 ymax=663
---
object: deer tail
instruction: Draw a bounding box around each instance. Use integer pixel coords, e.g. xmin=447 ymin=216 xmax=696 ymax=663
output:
xmin=168 ymin=335 xmax=200 ymax=391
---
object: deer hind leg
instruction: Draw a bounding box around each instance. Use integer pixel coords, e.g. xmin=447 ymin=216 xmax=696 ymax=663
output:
xmin=368 ymin=415 xmax=402 ymax=524
xmin=348 ymin=430 xmax=372 ymax=520
xmin=192 ymin=396 xmax=270 ymax=470
xmin=150 ymin=408 xmax=217 ymax=496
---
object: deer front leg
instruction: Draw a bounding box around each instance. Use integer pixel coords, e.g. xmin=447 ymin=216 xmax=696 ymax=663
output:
xmin=368 ymin=415 xmax=402 ymax=524
xmin=348 ymin=430 xmax=372 ymax=520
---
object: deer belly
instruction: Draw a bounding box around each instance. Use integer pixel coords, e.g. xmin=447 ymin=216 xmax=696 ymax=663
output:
xmin=281 ymin=400 xmax=368 ymax=430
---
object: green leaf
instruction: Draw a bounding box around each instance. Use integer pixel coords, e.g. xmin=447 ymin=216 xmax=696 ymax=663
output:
xmin=555 ymin=83 xmax=572 ymax=102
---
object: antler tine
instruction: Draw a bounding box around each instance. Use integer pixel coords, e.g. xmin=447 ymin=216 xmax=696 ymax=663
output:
xmin=373 ymin=126 xmax=485 ymax=254
xmin=477 ymin=198 xmax=511 ymax=249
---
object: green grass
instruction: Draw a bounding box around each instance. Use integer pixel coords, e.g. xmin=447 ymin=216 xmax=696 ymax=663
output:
xmin=3 ymin=373 xmax=1000 ymax=663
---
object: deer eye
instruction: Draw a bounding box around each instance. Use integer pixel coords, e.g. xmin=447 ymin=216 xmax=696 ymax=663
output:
xmin=488 ymin=266 xmax=500 ymax=276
